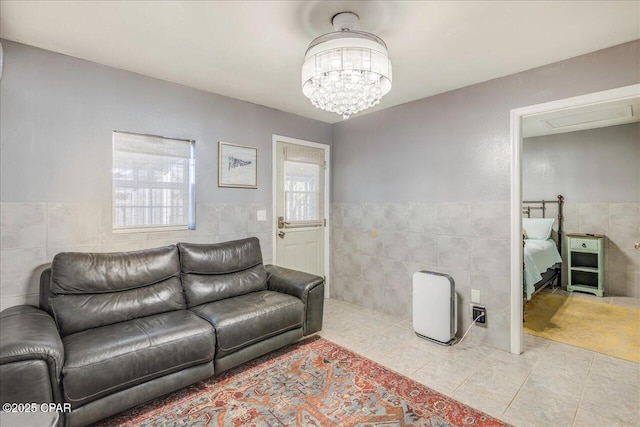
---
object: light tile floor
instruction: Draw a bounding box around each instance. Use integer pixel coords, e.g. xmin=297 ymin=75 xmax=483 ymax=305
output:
xmin=317 ymin=298 xmax=640 ymax=427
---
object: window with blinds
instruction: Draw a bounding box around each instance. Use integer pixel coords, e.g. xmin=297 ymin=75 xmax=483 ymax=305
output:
xmin=284 ymin=146 xmax=324 ymax=227
xmin=112 ymin=131 xmax=195 ymax=232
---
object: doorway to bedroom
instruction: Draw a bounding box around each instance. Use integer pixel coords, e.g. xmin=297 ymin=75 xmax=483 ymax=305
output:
xmin=509 ymin=84 xmax=640 ymax=360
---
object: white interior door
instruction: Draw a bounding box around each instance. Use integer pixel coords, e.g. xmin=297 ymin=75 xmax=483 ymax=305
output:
xmin=274 ymin=139 xmax=327 ymax=281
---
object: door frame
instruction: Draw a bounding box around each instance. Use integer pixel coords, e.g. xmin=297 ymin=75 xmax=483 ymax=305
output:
xmin=509 ymin=83 xmax=639 ymax=355
xmin=272 ymin=134 xmax=331 ymax=298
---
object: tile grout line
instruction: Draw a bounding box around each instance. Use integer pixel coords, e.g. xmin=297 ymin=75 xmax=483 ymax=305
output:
xmin=449 ymin=365 xmax=481 ymax=397
xmin=447 ymin=341 xmax=495 ymax=396
xmin=571 ymin=353 xmax=596 ymax=427
xmin=499 ymin=339 xmax=550 ymax=418
xmin=450 ymin=348 xmax=517 ymax=418
xmin=45 ymin=202 xmax=50 ymax=252
xmin=350 ymin=306 xmax=433 ymax=379
xmin=406 ymin=353 xmax=437 ymax=378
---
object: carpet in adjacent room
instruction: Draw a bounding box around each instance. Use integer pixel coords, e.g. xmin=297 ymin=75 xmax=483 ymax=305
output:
xmin=98 ymin=336 xmax=508 ymax=426
xmin=524 ymin=291 xmax=640 ymax=363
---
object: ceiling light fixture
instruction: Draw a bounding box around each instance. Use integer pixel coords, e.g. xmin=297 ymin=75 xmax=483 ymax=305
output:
xmin=301 ymin=12 xmax=392 ymax=119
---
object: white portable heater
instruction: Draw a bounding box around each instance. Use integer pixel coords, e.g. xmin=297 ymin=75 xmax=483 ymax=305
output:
xmin=412 ymin=271 xmax=457 ymax=345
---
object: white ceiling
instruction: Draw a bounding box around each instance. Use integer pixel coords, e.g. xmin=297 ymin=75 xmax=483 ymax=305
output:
xmin=1 ymin=1 xmax=639 ymax=123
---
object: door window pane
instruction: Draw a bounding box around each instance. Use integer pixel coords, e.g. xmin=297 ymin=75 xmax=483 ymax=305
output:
xmin=284 ymin=161 xmax=320 ymax=223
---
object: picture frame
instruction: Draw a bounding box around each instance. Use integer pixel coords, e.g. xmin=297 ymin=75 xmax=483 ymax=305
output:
xmin=218 ymin=141 xmax=258 ymax=188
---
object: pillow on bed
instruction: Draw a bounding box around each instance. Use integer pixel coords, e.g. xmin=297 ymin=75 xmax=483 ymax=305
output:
xmin=522 ymin=218 xmax=554 ymax=240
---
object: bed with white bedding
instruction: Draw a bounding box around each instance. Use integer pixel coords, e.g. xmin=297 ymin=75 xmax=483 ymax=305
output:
xmin=524 ymin=238 xmax=562 ymax=300
xmin=522 ymin=195 xmax=564 ymax=303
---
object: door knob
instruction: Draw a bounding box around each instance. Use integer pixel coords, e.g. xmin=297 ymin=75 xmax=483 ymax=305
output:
xmin=277 ymin=216 xmax=290 ymax=229
xmin=278 ymin=231 xmax=285 ymax=239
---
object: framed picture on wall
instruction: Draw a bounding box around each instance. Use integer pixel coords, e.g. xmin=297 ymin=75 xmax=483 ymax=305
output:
xmin=218 ymin=141 xmax=258 ymax=188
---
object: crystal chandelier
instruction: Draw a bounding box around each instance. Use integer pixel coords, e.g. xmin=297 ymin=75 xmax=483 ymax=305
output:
xmin=301 ymin=12 xmax=392 ymax=119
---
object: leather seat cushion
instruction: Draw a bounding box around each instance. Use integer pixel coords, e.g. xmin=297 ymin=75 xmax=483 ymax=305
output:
xmin=190 ymin=291 xmax=303 ymax=357
xmin=61 ymin=310 xmax=215 ymax=409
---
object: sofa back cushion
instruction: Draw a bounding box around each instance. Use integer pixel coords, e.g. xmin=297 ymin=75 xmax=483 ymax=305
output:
xmin=49 ymin=245 xmax=184 ymax=336
xmin=178 ymin=238 xmax=268 ymax=307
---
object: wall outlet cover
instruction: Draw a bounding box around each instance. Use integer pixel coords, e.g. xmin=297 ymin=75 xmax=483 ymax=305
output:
xmin=471 ymin=289 xmax=481 ymax=303
xmin=472 ymin=305 xmax=487 ymax=327
xmin=256 ymin=210 xmax=267 ymax=221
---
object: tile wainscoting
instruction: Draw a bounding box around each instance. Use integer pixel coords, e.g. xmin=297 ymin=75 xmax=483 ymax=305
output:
xmin=330 ymin=202 xmax=512 ymax=351
xmin=3 ymin=199 xmax=635 ymax=346
xmin=329 ymin=201 xmax=640 ymax=351
xmin=0 ymin=202 xmax=273 ymax=311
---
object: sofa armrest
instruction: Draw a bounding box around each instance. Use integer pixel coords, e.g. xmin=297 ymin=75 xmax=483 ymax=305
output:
xmin=265 ymin=265 xmax=324 ymax=335
xmin=0 ymin=306 xmax=64 ymax=404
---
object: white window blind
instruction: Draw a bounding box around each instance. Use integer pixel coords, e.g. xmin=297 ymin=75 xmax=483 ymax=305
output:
xmin=284 ymin=145 xmax=324 ymax=227
xmin=284 ymin=146 xmax=325 ymax=165
xmin=112 ymin=131 xmax=195 ymax=232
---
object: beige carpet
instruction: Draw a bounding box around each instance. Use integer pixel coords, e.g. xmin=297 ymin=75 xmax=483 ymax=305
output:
xmin=524 ymin=292 xmax=640 ymax=363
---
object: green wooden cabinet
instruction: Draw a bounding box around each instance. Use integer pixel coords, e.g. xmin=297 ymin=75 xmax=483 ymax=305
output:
xmin=566 ymin=233 xmax=605 ymax=297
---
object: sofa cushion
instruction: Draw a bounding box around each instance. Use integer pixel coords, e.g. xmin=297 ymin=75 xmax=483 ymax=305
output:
xmin=179 ymin=238 xmax=263 ymax=274
xmin=61 ymin=311 xmax=215 ymax=409
xmin=178 ymin=239 xmax=268 ymax=307
xmin=51 ymin=245 xmax=180 ymax=293
xmin=49 ymin=246 xmax=184 ymax=336
xmin=190 ymin=291 xmax=303 ymax=357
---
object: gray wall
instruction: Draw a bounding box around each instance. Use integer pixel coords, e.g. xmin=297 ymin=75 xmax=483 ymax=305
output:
xmin=0 ymin=40 xmax=332 ymax=309
xmin=332 ymin=41 xmax=639 ymax=203
xmin=523 ymin=123 xmax=640 ymax=202
xmin=523 ymin=123 xmax=639 ymax=297
xmin=330 ymin=40 xmax=640 ymax=351
xmin=1 ymin=37 xmax=639 ymax=351
xmin=0 ymin=40 xmax=331 ymax=203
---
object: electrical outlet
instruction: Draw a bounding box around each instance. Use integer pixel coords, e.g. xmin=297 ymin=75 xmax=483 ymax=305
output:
xmin=472 ymin=305 xmax=487 ymax=327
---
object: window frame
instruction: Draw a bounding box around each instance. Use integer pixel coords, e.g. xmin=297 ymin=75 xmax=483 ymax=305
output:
xmin=111 ymin=130 xmax=196 ymax=234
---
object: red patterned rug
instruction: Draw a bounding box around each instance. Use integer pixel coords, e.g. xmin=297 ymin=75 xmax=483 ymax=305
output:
xmin=99 ymin=336 xmax=509 ymax=426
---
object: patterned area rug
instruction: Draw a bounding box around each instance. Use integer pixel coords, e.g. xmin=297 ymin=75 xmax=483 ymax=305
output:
xmin=99 ymin=336 xmax=509 ymax=426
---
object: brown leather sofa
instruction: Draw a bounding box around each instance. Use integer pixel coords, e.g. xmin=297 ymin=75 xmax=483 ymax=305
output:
xmin=0 ymin=237 xmax=324 ymax=426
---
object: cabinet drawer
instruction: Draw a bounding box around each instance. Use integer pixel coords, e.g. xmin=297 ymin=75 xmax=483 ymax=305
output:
xmin=570 ymin=238 xmax=599 ymax=251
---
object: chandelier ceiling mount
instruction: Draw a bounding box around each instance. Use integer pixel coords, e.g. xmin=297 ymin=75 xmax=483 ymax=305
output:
xmin=301 ymin=12 xmax=393 ymax=120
